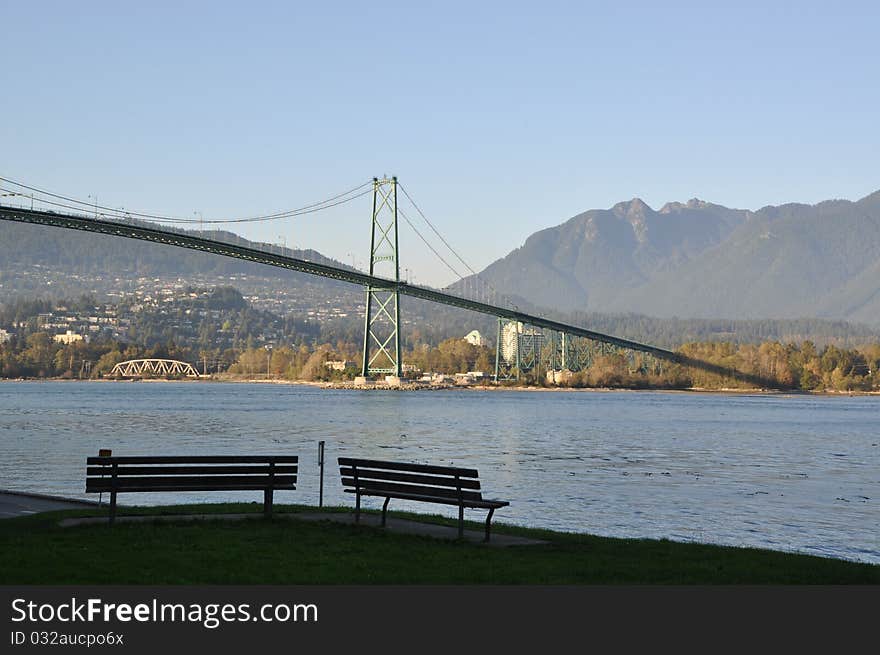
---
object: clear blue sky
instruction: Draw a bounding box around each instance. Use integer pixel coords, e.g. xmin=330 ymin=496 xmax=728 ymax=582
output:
xmin=2 ymin=1 xmax=878 ymax=286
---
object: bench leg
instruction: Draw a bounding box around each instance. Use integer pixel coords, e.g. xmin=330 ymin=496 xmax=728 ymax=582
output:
xmin=458 ymin=504 xmax=464 ymax=539
xmin=484 ymin=508 xmax=496 ymax=543
xmin=264 ymin=488 xmax=273 ymax=518
xmin=381 ymin=497 xmax=390 ymax=527
xmin=355 ymin=492 xmax=361 ymax=523
xmin=109 ymin=492 xmax=117 ymax=525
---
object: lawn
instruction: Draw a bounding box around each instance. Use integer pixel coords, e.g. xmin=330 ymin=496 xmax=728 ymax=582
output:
xmin=1 ymin=503 xmax=877 ymax=584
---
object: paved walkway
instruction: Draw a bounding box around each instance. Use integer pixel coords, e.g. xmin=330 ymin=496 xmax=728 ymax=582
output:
xmin=58 ymin=510 xmax=547 ymax=547
xmin=0 ymin=490 xmax=97 ymax=518
xmin=293 ymin=511 xmax=548 ymax=546
xmin=3 ymin=491 xmax=547 ymax=547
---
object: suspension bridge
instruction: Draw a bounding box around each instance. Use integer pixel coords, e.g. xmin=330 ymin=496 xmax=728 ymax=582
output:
xmin=0 ymin=175 xmax=773 ymax=387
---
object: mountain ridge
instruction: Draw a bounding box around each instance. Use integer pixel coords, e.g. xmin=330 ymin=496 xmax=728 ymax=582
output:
xmin=457 ymin=188 xmax=880 ymax=325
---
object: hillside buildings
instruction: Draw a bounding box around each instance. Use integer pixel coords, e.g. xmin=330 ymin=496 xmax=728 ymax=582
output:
xmin=53 ymin=330 xmax=86 ymax=344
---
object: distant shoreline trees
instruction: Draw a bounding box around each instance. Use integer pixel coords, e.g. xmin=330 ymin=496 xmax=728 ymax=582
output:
xmin=2 ymin=331 xmax=880 ymax=392
xmin=2 ymin=291 xmax=880 ymax=390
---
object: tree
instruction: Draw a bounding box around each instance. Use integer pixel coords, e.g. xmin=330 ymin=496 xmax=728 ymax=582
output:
xmin=22 ymin=332 xmax=56 ymax=376
xmin=95 ymin=349 xmax=125 ymax=375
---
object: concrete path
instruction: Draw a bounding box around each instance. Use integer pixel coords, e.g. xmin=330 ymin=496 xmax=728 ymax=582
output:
xmin=58 ymin=510 xmax=547 ymax=547
xmin=4 ymin=489 xmax=547 ymax=547
xmin=58 ymin=513 xmax=262 ymax=528
xmin=291 ymin=511 xmax=548 ymax=546
xmin=0 ymin=490 xmax=97 ymax=518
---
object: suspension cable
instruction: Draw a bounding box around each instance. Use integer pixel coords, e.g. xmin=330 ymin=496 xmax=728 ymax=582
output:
xmin=399 ymin=183 xmax=481 ymax=277
xmin=0 ymin=175 xmax=373 ymax=224
xmin=397 ymin=207 xmax=465 ymax=281
xmin=398 ymin=182 xmax=517 ymax=307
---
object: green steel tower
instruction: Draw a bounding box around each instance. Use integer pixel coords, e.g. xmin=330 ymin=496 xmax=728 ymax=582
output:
xmin=361 ymin=176 xmax=403 ymax=378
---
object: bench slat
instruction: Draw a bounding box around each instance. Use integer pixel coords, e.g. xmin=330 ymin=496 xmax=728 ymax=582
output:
xmin=339 ymin=466 xmax=480 ymax=490
xmin=341 ymin=478 xmax=483 ymax=502
xmin=87 ymin=483 xmax=297 ymax=494
xmin=87 ymin=475 xmax=296 ymax=491
xmin=346 ymin=488 xmax=508 ymax=509
xmin=338 ymin=457 xmax=478 ymax=478
xmin=87 ymin=465 xmax=297 ymax=477
xmin=87 ymin=455 xmax=298 ymax=465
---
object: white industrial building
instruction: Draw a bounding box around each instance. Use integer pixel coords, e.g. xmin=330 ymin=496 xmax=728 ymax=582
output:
xmin=463 ymin=330 xmax=488 ymax=347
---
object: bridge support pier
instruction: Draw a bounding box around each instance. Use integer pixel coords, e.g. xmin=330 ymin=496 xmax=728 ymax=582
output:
xmin=494 ymin=319 xmax=546 ymax=382
xmin=494 ymin=318 xmax=518 ymax=382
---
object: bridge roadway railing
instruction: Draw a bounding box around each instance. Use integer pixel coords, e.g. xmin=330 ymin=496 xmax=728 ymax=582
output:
xmin=0 ymin=204 xmax=780 ymax=388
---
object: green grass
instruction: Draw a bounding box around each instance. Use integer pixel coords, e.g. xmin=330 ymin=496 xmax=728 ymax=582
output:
xmin=1 ymin=503 xmax=877 ymax=584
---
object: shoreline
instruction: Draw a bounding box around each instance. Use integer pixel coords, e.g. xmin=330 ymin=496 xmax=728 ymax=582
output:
xmin=1 ymin=376 xmax=878 ymax=396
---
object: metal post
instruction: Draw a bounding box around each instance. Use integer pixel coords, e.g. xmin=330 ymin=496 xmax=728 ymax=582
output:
xmin=264 ymin=462 xmax=275 ymax=518
xmin=109 ymin=462 xmax=118 ymax=525
xmin=97 ymin=448 xmax=111 ymax=506
xmin=318 ymin=440 xmax=325 ymax=508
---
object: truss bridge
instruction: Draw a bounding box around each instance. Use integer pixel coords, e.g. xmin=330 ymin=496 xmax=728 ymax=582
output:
xmin=109 ymin=359 xmax=200 ymax=379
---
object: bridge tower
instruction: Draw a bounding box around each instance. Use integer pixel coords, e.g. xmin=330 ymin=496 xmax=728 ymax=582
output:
xmin=361 ymin=177 xmax=403 ymax=379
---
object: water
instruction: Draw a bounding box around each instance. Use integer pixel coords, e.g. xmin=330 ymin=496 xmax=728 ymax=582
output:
xmin=1 ymin=381 xmax=877 ymax=564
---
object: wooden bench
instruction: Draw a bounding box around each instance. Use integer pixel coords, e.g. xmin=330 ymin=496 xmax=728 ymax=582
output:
xmin=86 ymin=455 xmax=298 ymax=524
xmin=338 ymin=457 xmax=509 ymax=542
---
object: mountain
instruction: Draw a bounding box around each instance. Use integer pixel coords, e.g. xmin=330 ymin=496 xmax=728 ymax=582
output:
xmin=457 ymin=190 xmax=880 ymax=325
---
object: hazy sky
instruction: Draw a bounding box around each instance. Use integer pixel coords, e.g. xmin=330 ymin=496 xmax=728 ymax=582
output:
xmin=2 ymin=1 xmax=878 ymax=286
